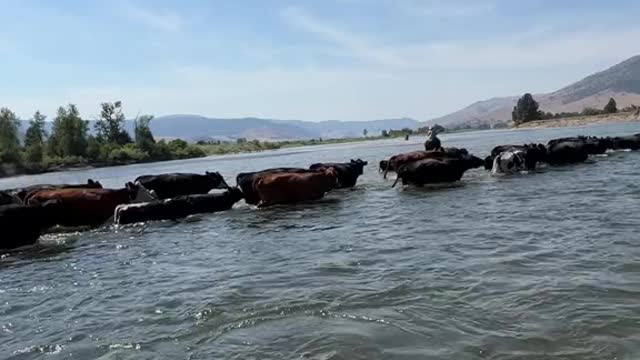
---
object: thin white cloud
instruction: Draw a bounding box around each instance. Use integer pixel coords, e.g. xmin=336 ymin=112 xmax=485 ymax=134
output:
xmin=281 ymin=6 xmax=640 ymax=71
xmin=120 ymin=2 xmax=183 ymax=32
xmin=280 ymin=6 xmax=407 ymax=67
xmin=403 ymin=0 xmax=496 ymax=18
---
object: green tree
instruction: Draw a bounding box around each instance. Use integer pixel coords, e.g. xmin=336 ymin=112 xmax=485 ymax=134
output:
xmin=0 ymin=108 xmax=22 ymax=163
xmin=95 ymin=101 xmax=131 ymax=145
xmin=24 ymin=111 xmax=47 ymax=147
xmin=604 ymin=97 xmax=618 ymax=114
xmin=381 ymin=130 xmax=389 ymax=137
xmin=512 ymin=93 xmax=541 ymax=124
xmin=582 ymin=107 xmax=601 ymax=116
xmin=134 ymin=115 xmax=155 ymax=153
xmin=48 ymin=104 xmax=89 ymax=158
xmin=363 ymin=129 xmax=368 ymax=137
xmin=23 ymin=111 xmax=47 ymax=164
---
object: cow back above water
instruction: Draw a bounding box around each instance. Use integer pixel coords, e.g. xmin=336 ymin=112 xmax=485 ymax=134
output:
xmin=383 ymin=149 xmax=471 ymax=179
xmin=309 ymin=159 xmax=368 ymax=188
xmin=254 ymin=168 xmax=339 ymax=207
xmin=114 ymin=187 xmax=244 ymax=225
xmin=236 ymin=168 xmax=315 ymax=205
xmin=611 ymin=133 xmax=640 ymax=150
xmin=134 ymin=172 xmax=229 ymax=200
xmin=8 ymin=179 xmax=103 ymax=203
xmin=393 ymin=154 xmax=484 ymax=187
xmin=546 ymin=138 xmax=601 ymax=164
xmin=24 ymin=183 xmax=146 ymax=227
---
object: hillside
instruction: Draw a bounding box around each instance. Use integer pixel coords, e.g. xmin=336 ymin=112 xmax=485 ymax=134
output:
xmin=148 ymin=116 xmax=421 ymax=141
xmin=427 ymin=55 xmax=640 ymax=127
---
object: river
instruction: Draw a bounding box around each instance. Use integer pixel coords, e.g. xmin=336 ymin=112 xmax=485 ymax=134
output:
xmin=2 ymin=122 xmax=640 ymax=359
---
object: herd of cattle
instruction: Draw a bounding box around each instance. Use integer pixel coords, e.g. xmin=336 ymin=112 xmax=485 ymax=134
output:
xmin=1 ymin=132 xmax=640 ymax=251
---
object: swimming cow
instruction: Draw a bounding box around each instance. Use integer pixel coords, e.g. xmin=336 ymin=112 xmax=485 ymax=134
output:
xmin=546 ymin=137 xmax=611 ymax=165
xmin=25 ymin=183 xmax=154 ymax=227
xmin=134 ymin=172 xmax=229 ymax=200
xmin=5 ymin=179 xmax=103 ymax=203
xmin=0 ymin=201 xmax=62 ymax=250
xmin=253 ymin=167 xmax=339 ymax=207
xmin=309 ymin=159 xmax=368 ymax=188
xmin=236 ymin=168 xmax=316 ymax=205
xmin=611 ymin=133 xmax=640 ymax=150
xmin=392 ymin=153 xmax=484 ymax=187
xmin=114 ymin=187 xmax=244 ymax=225
xmin=484 ymin=144 xmax=547 ymax=173
xmin=383 ymin=148 xmax=471 ymax=179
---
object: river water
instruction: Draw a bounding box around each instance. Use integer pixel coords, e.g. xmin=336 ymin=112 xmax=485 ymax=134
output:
xmin=2 ymin=122 xmax=640 ymax=359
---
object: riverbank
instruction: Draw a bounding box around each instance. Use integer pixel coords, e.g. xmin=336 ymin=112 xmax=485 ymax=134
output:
xmin=517 ymin=110 xmax=640 ymax=129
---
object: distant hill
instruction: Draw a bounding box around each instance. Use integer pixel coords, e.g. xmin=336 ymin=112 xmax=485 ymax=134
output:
xmin=426 ymin=55 xmax=640 ymax=127
xmin=148 ymin=116 xmax=421 ymax=141
xmin=20 ymin=116 xmax=421 ymax=142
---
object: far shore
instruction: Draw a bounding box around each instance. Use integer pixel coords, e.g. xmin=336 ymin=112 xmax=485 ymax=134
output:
xmin=4 ymin=115 xmax=639 ymax=181
xmin=516 ymin=111 xmax=640 ymax=129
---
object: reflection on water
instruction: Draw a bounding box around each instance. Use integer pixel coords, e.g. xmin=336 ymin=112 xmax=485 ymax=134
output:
xmin=2 ymin=122 xmax=640 ymax=359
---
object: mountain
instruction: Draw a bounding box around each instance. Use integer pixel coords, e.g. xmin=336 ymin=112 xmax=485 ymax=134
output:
xmin=20 ymin=116 xmax=421 ymax=142
xmin=143 ymin=116 xmax=420 ymax=141
xmin=427 ymin=55 xmax=640 ymax=127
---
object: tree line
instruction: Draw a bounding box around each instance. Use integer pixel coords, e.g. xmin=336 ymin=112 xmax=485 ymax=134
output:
xmin=0 ymin=102 xmax=206 ymax=176
xmin=512 ymin=93 xmax=635 ymax=125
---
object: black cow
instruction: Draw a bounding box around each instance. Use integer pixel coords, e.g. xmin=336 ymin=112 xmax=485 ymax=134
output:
xmin=392 ymin=153 xmax=484 ymax=187
xmin=309 ymin=159 xmax=368 ymax=188
xmin=0 ymin=200 xmax=62 ymax=250
xmin=7 ymin=179 xmax=103 ymax=203
xmin=484 ymin=143 xmax=547 ymax=171
xmin=546 ymin=137 xmax=610 ymax=164
xmin=611 ymin=133 xmax=640 ymax=150
xmin=114 ymin=187 xmax=243 ymax=225
xmin=134 ymin=172 xmax=229 ymax=200
xmin=236 ymin=167 xmax=317 ymax=205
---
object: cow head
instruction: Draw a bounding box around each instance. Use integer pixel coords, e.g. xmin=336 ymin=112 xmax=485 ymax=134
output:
xmin=324 ymin=167 xmax=340 ymax=188
xmin=125 ymin=182 xmax=157 ymax=203
xmin=226 ymin=186 xmax=245 ymax=203
xmin=350 ymin=159 xmax=368 ymax=175
xmin=87 ymin=179 xmax=103 ymax=188
xmin=466 ymin=155 xmax=485 ymax=170
xmin=206 ymin=171 xmax=230 ymax=189
xmin=379 ymin=160 xmax=389 ymax=172
xmin=483 ymin=156 xmax=493 ymax=170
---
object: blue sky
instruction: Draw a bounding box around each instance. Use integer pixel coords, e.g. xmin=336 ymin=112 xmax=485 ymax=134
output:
xmin=2 ymin=0 xmax=640 ymax=121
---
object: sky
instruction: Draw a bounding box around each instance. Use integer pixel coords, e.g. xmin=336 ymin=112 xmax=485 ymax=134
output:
xmin=2 ymin=0 xmax=640 ymax=122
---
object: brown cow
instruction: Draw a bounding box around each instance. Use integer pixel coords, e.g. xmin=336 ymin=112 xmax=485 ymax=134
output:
xmin=25 ymin=182 xmax=152 ymax=227
xmin=383 ymin=150 xmax=464 ymax=179
xmin=253 ymin=168 xmax=339 ymax=207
